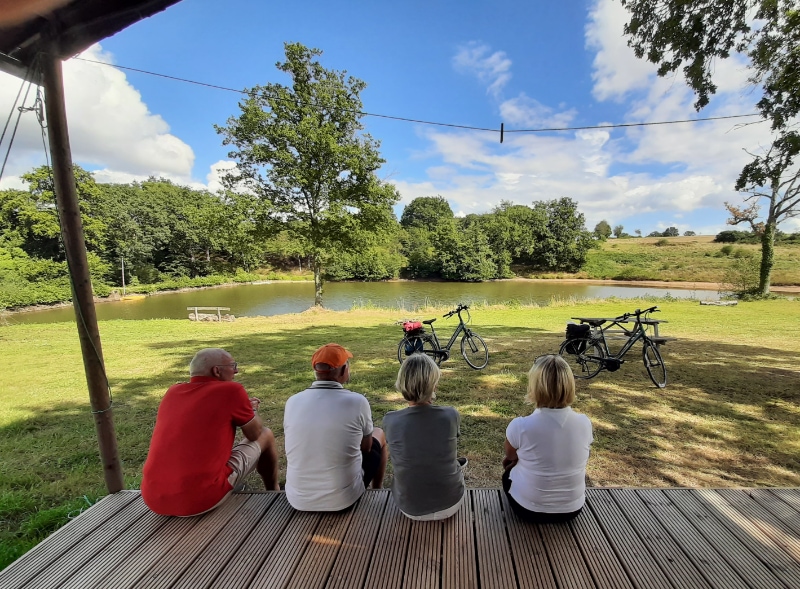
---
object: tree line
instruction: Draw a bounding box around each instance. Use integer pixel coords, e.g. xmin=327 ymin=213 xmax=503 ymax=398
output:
xmin=0 ymin=165 xmax=595 ymax=309
xmin=592 ymin=220 xmax=698 ymax=240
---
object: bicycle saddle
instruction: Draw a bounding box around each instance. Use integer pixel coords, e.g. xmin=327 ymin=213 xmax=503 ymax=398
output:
xmin=423 ymin=319 xmax=436 ymax=325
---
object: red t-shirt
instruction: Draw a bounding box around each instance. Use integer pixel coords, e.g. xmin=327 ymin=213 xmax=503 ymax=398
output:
xmin=141 ymin=376 xmax=255 ymax=516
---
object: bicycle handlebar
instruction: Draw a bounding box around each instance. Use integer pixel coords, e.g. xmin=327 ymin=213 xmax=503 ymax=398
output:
xmin=443 ymin=304 xmax=469 ymax=318
xmin=612 ymin=305 xmax=659 ymax=322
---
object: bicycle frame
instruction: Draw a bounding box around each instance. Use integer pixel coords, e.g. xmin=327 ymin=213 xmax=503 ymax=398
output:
xmin=427 ymin=309 xmax=469 ymax=352
xmin=593 ymin=319 xmax=648 ymax=361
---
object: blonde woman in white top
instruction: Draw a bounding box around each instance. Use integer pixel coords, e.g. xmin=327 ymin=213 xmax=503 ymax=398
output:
xmin=502 ymin=355 xmax=593 ymax=523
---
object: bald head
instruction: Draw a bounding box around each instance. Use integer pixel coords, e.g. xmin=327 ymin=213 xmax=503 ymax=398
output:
xmin=189 ymin=348 xmax=233 ymax=377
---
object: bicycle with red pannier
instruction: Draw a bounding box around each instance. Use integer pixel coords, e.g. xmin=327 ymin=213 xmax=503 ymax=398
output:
xmin=397 ymin=304 xmax=489 ymax=370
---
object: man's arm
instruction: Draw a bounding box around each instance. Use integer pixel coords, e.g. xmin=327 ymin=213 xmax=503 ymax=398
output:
xmin=241 ymin=413 xmax=265 ymax=442
xmin=360 ymin=433 xmax=373 ymax=454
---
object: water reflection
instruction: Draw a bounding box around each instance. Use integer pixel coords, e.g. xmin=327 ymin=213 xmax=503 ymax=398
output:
xmin=7 ymin=280 xmax=719 ymax=324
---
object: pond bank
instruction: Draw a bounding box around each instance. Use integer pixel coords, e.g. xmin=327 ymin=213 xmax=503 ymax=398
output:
xmin=3 ymin=276 xmax=797 ymax=317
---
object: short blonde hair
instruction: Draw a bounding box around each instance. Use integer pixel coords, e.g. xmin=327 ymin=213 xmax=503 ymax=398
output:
xmin=395 ymin=354 xmax=440 ymax=403
xmin=526 ymin=355 xmax=575 ymax=408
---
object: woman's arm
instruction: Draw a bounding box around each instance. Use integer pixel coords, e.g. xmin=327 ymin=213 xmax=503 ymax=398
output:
xmin=502 ymin=438 xmax=519 ymax=470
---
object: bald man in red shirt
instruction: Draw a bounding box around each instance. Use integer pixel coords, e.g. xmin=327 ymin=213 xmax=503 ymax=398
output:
xmin=142 ymin=348 xmax=279 ymax=516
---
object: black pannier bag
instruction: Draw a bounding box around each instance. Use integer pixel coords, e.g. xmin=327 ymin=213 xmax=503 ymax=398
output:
xmin=404 ymin=336 xmax=424 ymax=356
xmin=564 ymin=323 xmax=591 ymax=354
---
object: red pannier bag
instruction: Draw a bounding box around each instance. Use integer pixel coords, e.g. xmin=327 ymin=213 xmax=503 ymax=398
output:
xmin=403 ymin=321 xmax=423 ymax=332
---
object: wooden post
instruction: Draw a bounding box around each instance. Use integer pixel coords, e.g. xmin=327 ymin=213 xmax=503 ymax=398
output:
xmin=42 ymin=51 xmax=124 ymax=493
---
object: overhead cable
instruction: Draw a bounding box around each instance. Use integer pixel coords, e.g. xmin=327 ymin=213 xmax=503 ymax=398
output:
xmin=73 ymin=56 xmax=763 ymax=135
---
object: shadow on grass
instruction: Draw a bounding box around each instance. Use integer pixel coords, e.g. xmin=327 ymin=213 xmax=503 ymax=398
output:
xmin=1 ymin=323 xmax=798 ymax=569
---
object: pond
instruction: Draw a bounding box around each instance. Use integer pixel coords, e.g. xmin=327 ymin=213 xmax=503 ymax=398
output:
xmin=6 ymin=280 xmax=719 ymax=324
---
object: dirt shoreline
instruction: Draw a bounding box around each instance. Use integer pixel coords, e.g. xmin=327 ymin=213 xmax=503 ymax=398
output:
xmin=4 ymin=277 xmax=798 ymax=316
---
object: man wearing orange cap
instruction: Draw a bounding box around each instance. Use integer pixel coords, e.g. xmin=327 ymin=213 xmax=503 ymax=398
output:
xmin=283 ymin=343 xmax=388 ymax=511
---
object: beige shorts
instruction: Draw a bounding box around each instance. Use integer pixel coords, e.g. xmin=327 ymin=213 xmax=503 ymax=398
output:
xmin=226 ymin=438 xmax=262 ymax=487
xmin=181 ymin=439 xmax=263 ymax=517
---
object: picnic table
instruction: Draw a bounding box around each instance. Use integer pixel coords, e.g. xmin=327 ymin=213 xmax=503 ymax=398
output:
xmin=571 ymin=316 xmax=675 ymax=346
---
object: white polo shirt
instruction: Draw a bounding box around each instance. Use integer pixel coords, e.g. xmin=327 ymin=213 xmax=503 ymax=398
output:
xmin=284 ymin=381 xmax=374 ymax=511
xmin=506 ymin=407 xmax=593 ymax=513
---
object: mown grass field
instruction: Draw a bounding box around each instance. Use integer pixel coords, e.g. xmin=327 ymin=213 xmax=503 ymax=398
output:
xmin=1 ymin=298 xmax=799 ymax=567
xmin=521 ymin=235 xmax=800 ymax=286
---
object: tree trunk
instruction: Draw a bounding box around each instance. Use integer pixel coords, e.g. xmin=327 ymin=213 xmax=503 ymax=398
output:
xmin=758 ymin=220 xmax=776 ymax=297
xmin=313 ymin=256 xmax=323 ymax=307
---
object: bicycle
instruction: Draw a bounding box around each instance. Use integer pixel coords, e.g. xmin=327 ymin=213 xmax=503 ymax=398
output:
xmin=397 ymin=304 xmax=489 ymax=370
xmin=558 ymin=305 xmax=667 ymax=388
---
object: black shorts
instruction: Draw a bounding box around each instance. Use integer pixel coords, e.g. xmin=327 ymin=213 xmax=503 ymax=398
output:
xmin=502 ymin=466 xmax=582 ymax=524
xmin=361 ymin=438 xmax=383 ymax=487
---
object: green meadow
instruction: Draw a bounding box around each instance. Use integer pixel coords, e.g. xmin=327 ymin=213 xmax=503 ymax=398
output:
xmin=1 ymin=298 xmax=799 ymax=567
xmin=523 ymin=235 xmax=800 ymax=286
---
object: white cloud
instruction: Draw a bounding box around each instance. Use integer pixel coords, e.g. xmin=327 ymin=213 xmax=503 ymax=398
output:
xmin=453 ymin=42 xmax=512 ymax=97
xmin=0 ymin=43 xmax=194 ymax=186
xmin=586 ymin=0 xmax=654 ymax=101
xmin=499 ymin=94 xmax=577 ymax=128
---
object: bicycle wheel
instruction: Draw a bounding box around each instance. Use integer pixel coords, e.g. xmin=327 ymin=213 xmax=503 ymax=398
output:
xmin=461 ymin=332 xmax=488 ymax=369
xmin=559 ymin=338 xmax=604 ymax=379
xmin=397 ymin=335 xmax=442 ymax=365
xmin=642 ymin=341 xmax=667 ymax=388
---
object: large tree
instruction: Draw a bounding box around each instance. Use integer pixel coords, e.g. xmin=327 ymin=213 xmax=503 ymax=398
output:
xmin=216 ymin=42 xmax=398 ymax=306
xmin=621 ymin=0 xmax=800 ymax=295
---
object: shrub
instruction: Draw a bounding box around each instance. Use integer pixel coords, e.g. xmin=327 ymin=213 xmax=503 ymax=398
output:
xmin=720 ymin=245 xmax=735 ymax=256
xmin=655 ymin=239 xmax=670 ymax=247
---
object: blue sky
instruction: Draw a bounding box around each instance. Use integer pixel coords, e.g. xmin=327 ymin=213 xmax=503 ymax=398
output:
xmin=1 ymin=0 xmax=790 ymax=235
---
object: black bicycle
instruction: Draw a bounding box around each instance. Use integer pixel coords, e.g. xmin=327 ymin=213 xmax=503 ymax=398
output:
xmin=397 ymin=304 xmax=489 ymax=369
xmin=559 ymin=306 xmax=667 ymax=388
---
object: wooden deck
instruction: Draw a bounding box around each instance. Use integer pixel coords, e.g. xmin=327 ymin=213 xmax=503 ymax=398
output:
xmin=2 ymin=488 xmax=800 ymax=589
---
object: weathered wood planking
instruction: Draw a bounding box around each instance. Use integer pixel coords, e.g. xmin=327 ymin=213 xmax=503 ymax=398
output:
xmin=2 ymin=488 xmax=800 ymax=589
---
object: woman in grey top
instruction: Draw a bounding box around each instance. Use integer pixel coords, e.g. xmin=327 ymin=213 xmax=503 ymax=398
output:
xmin=383 ymin=354 xmax=466 ymax=520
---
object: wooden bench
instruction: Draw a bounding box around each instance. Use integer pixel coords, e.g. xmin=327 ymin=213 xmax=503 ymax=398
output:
xmin=187 ymin=307 xmax=231 ymax=321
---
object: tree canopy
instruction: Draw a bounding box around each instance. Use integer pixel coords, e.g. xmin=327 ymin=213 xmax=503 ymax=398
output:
xmin=621 ymin=0 xmax=800 ymax=295
xmin=216 ymin=42 xmax=399 ymax=306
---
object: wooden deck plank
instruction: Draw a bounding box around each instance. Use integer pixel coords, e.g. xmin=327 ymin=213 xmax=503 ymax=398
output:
xmin=207 ymin=494 xmax=295 ymax=589
xmin=168 ymin=494 xmax=280 ymax=589
xmin=747 ymin=488 xmax=800 ymax=534
xmin=473 ymin=489 xmax=518 ymax=589
xmin=711 ymin=489 xmax=800 ymax=561
xmin=500 ymin=493 xmax=557 ymax=589
xmin=636 ymin=489 xmax=750 ymax=589
xmin=5 ymin=487 xmax=800 ymax=589
xmin=0 ymin=491 xmax=138 ymax=589
xmin=569 ymin=503 xmax=635 ymax=589
xmin=82 ymin=515 xmax=199 ymax=589
xmin=131 ymin=493 xmax=258 ymax=589
xmin=585 ymin=489 xmax=673 ymax=589
xmin=56 ymin=507 xmax=174 ymax=589
xmin=363 ymin=497 xmax=412 ymax=589
xmin=539 ymin=521 xmax=595 ymax=589
xmin=690 ymin=489 xmax=800 ymax=589
xmin=19 ymin=497 xmax=151 ymax=589
xmin=663 ymin=490 xmax=786 ymax=589
xmin=769 ymin=488 xmax=800 ymax=514
xmin=247 ymin=509 xmax=322 ymax=589
xmin=325 ymin=491 xmax=389 ymax=589
xmin=404 ymin=520 xmax=441 ymax=589
xmin=442 ymin=493 xmax=477 ymax=589
xmin=611 ymin=488 xmax=712 ymax=589
xmin=286 ymin=507 xmax=356 ymax=589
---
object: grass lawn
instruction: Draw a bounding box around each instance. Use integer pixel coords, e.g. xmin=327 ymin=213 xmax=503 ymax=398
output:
xmin=1 ymin=297 xmax=799 ymax=567
xmin=521 ymin=235 xmax=800 ymax=286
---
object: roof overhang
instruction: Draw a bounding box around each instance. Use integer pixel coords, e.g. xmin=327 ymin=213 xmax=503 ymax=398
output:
xmin=0 ymin=0 xmax=181 ymax=80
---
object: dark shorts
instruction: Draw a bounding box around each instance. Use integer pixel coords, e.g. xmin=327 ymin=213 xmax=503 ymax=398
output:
xmin=502 ymin=467 xmax=582 ymax=524
xmin=361 ymin=438 xmax=383 ymax=487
